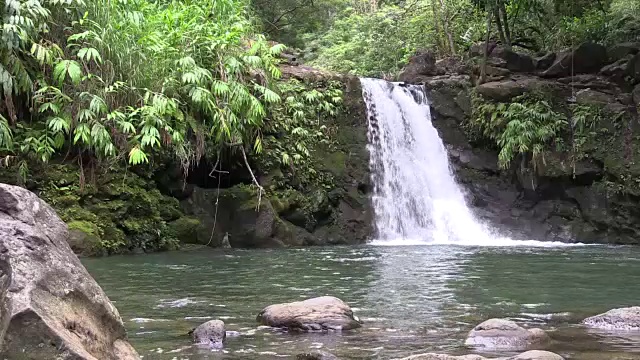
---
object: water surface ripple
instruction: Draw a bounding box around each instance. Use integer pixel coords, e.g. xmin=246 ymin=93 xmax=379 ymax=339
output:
xmin=82 ymin=245 xmax=640 ymax=359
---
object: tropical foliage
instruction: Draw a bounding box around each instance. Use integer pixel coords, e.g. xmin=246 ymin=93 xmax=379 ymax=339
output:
xmin=252 ymin=0 xmax=640 ymax=76
xmin=470 ymin=94 xmax=610 ymax=172
xmin=258 ymin=78 xmax=343 ymax=188
xmin=1 ymin=0 xmax=291 ymax=182
xmin=471 ymin=94 xmax=567 ymax=169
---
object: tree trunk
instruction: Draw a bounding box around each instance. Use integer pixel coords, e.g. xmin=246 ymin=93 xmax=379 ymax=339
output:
xmin=431 ymin=0 xmax=445 ymax=53
xmin=499 ymin=0 xmax=512 ymax=48
xmin=480 ymin=7 xmax=493 ymax=85
xmin=438 ymin=0 xmax=456 ymax=55
xmin=493 ymin=5 xmax=506 ymax=47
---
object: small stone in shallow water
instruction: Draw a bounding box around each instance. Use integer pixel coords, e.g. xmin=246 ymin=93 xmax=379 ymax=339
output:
xmin=464 ymin=318 xmax=550 ymax=351
xmin=296 ymin=350 xmax=339 ymax=360
xmin=507 ymin=350 xmax=564 ymax=360
xmin=256 ymin=296 xmax=361 ymax=332
xmin=397 ymin=350 xmax=564 ymax=360
xmin=190 ymin=320 xmax=226 ymax=348
xmin=399 ymin=354 xmax=487 ymax=360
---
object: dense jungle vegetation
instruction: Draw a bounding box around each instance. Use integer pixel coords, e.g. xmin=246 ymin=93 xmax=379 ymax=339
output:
xmin=1 ymin=0 xmax=639 ymax=183
xmin=255 ymin=0 xmax=640 ymax=76
xmin=1 ymin=0 xmax=640 ymax=253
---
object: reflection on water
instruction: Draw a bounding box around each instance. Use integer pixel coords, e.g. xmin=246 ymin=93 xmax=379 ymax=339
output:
xmin=82 ymin=245 xmax=640 ymax=359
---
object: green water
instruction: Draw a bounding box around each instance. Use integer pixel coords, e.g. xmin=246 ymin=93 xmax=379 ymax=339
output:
xmin=82 ymin=245 xmax=640 ymax=359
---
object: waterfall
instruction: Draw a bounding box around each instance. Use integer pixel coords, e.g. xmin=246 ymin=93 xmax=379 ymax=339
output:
xmin=362 ymin=78 xmax=494 ymax=245
xmin=362 ymin=78 xmax=575 ymax=247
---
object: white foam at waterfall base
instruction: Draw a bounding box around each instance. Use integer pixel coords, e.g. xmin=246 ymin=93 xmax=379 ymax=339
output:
xmin=361 ymin=78 xmax=585 ymax=248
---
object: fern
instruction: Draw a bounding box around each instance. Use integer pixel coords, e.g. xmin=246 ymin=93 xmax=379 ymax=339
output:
xmin=0 ymin=116 xmax=13 ymax=150
xmin=0 ymin=0 xmax=307 ymax=185
xmin=472 ymin=94 xmax=568 ymax=170
xmin=128 ymin=146 xmax=148 ymax=165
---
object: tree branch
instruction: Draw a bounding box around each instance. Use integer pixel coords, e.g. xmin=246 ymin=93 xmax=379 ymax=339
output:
xmin=240 ymin=145 xmax=264 ymax=211
xmin=271 ymin=0 xmax=315 ymax=28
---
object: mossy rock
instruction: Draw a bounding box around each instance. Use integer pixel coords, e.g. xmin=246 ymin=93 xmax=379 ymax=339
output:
xmin=319 ymin=150 xmax=347 ymax=178
xmin=21 ymin=159 xmax=188 ymax=255
xmin=169 ymin=216 xmax=202 ymax=244
xmin=100 ymin=221 xmax=127 ymax=253
xmin=67 ymin=221 xmax=104 ymax=257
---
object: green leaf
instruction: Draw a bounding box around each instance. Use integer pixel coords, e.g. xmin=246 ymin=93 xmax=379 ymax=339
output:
xmin=53 ymin=60 xmax=83 ymax=86
xmin=129 ymin=147 xmax=148 ymax=165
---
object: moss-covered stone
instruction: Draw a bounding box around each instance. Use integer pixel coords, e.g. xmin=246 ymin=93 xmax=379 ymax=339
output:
xmin=0 ymin=160 xmax=186 ymax=255
xmin=168 ymin=216 xmax=202 ymax=244
xmin=67 ymin=220 xmax=103 ymax=257
xmin=321 ymin=150 xmax=347 ymax=178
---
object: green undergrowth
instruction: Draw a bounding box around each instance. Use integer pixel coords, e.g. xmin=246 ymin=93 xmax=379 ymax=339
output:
xmin=469 ymin=92 xmax=607 ymax=171
xmin=257 ymin=77 xmax=347 ymax=229
xmin=469 ymin=90 xmax=640 ymax=195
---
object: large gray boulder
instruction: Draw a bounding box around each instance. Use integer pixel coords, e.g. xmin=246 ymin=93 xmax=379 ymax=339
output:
xmin=399 ymin=50 xmax=439 ymax=82
xmin=190 ymin=319 xmax=226 ymax=348
xmin=464 ymin=319 xmax=550 ymax=351
xmin=608 ymin=42 xmax=640 ymax=62
xmin=475 ymin=77 xmax=569 ymax=102
xmin=0 ymin=183 xmax=139 ymax=359
xmin=583 ymin=306 xmax=640 ymax=330
xmin=257 ymin=296 xmax=361 ymax=331
xmin=492 ymin=46 xmax=535 ymax=73
xmin=542 ymin=42 xmax=608 ymax=77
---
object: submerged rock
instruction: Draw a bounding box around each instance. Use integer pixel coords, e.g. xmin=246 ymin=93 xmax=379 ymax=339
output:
xmin=399 ymin=354 xmax=487 ymax=360
xmin=464 ymin=319 xmax=550 ymax=351
xmin=0 ymin=183 xmax=139 ymax=359
xmin=583 ymin=307 xmax=640 ymax=330
xmin=508 ymin=351 xmax=564 ymax=360
xmin=190 ymin=320 xmax=226 ymax=348
xmin=398 ymin=351 xmax=563 ymax=360
xmin=296 ymin=350 xmax=339 ymax=360
xmin=256 ymin=296 xmax=361 ymax=331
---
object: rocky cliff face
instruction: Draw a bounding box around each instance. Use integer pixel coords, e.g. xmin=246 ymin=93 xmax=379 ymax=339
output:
xmin=180 ymin=69 xmax=372 ymax=248
xmin=401 ymin=42 xmax=640 ymax=244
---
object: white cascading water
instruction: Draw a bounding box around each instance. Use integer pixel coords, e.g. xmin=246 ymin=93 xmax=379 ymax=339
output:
xmin=361 ymin=78 xmax=577 ymax=247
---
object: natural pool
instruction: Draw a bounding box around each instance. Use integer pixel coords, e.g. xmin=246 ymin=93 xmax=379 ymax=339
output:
xmin=82 ymin=245 xmax=640 ymax=359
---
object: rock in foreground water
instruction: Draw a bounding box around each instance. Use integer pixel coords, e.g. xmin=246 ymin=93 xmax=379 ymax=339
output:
xmin=464 ymin=319 xmax=550 ymax=351
xmin=257 ymin=296 xmax=361 ymax=331
xmin=583 ymin=307 xmax=640 ymax=330
xmin=399 ymin=350 xmax=563 ymax=360
xmin=508 ymin=351 xmax=564 ymax=360
xmin=0 ymin=183 xmax=139 ymax=359
xmin=400 ymin=354 xmax=487 ymax=360
xmin=191 ymin=320 xmax=226 ymax=348
xmin=296 ymin=350 xmax=339 ymax=360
